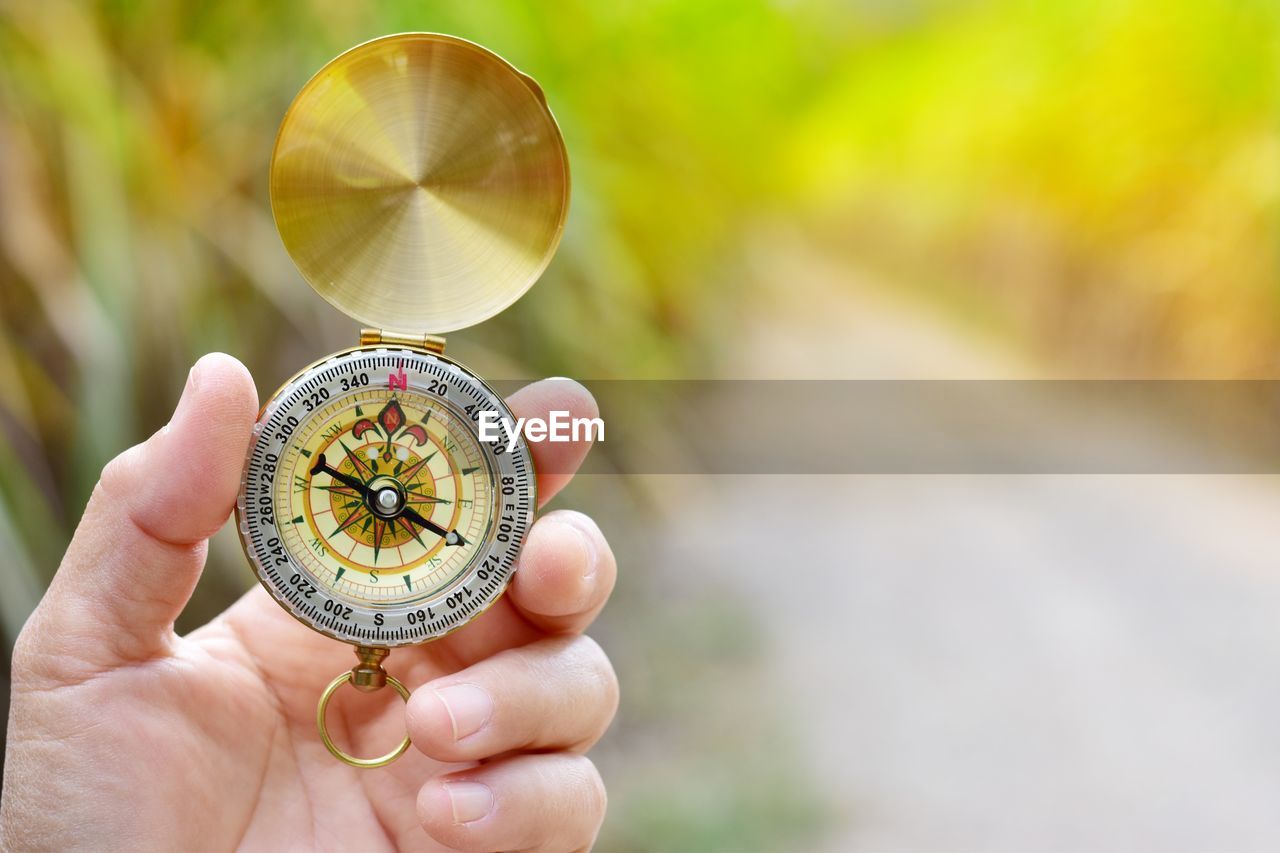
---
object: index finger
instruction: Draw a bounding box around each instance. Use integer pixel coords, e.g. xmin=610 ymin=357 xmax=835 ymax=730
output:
xmin=408 ymin=379 xmax=609 ymax=665
xmin=503 ymin=379 xmax=615 ymax=633
xmin=505 ymin=378 xmax=598 ymax=506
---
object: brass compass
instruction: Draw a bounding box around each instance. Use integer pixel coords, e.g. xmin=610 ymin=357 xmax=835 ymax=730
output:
xmin=235 ymin=33 xmax=569 ymax=768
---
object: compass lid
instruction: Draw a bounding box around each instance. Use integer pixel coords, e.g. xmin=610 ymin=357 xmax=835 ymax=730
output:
xmin=269 ymin=33 xmax=570 ymax=333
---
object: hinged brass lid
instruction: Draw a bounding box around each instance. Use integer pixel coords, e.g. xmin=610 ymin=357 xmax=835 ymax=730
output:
xmin=269 ymin=33 xmax=570 ymax=333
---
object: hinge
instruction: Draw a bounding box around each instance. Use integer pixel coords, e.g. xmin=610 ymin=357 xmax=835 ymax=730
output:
xmin=359 ymin=328 xmax=446 ymax=354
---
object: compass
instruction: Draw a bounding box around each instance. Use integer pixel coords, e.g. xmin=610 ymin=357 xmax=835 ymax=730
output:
xmin=235 ymin=33 xmax=568 ymax=768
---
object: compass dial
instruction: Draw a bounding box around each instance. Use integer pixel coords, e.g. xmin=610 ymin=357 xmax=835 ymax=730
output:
xmin=237 ymin=347 xmax=535 ymax=646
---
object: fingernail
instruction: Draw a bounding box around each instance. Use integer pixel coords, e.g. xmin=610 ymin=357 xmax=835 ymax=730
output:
xmin=433 ymin=684 xmax=493 ymax=741
xmin=444 ymin=781 xmax=493 ymax=824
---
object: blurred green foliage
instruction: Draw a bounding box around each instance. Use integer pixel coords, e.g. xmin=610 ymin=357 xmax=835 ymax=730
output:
xmin=2 ymin=0 xmax=1278 ymax=846
xmin=788 ymin=0 xmax=1280 ymax=375
xmin=4 ymin=0 xmax=1280 ymax=620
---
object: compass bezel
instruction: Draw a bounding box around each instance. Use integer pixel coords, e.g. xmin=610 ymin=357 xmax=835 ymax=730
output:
xmin=235 ymin=345 xmax=536 ymax=647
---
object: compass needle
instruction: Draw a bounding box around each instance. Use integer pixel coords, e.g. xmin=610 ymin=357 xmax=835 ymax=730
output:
xmin=406 ymin=490 xmax=450 ymax=505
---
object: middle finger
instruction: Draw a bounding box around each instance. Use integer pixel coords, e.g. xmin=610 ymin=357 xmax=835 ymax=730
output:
xmin=405 ymin=633 xmax=619 ymax=763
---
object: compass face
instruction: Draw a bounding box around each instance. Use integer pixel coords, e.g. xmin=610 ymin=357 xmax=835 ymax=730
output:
xmin=237 ymin=347 xmax=536 ymax=646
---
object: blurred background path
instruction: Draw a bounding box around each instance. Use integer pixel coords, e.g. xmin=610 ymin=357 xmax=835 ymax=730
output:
xmin=650 ymin=245 xmax=1280 ymax=851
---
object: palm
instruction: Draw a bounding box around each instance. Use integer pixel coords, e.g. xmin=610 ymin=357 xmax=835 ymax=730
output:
xmin=89 ymin=584 xmax=549 ymax=851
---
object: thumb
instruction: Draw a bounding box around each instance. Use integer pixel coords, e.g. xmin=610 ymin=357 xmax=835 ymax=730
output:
xmin=18 ymin=353 xmax=258 ymax=684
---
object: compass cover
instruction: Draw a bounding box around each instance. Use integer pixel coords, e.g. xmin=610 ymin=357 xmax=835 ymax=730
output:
xmin=270 ymin=33 xmax=570 ymax=333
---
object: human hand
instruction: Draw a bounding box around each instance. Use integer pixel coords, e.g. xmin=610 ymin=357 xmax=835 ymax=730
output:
xmin=0 ymin=354 xmax=618 ymax=852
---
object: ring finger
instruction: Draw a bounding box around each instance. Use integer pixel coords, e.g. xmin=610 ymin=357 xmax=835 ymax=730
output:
xmin=418 ymin=753 xmax=607 ymax=853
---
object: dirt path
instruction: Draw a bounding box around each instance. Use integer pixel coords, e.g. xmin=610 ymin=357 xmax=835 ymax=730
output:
xmin=658 ymin=245 xmax=1280 ymax=850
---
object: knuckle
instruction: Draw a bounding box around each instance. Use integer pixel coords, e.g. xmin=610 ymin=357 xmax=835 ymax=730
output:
xmin=10 ymin=619 xmax=38 ymax=676
xmin=536 ymin=755 xmax=606 ymax=852
xmin=8 ymin=608 xmax=87 ymax=691
xmin=573 ymin=755 xmax=608 ymax=826
xmin=575 ymin=635 xmax=620 ymax=722
xmin=97 ymin=443 xmax=144 ymax=500
xmin=498 ymin=637 xmax=621 ymax=753
xmin=98 ymin=449 xmax=129 ymax=493
xmin=537 ymin=635 xmax=618 ymax=745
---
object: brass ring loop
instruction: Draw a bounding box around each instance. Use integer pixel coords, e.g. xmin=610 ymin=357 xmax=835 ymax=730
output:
xmin=316 ymin=672 xmax=412 ymax=768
